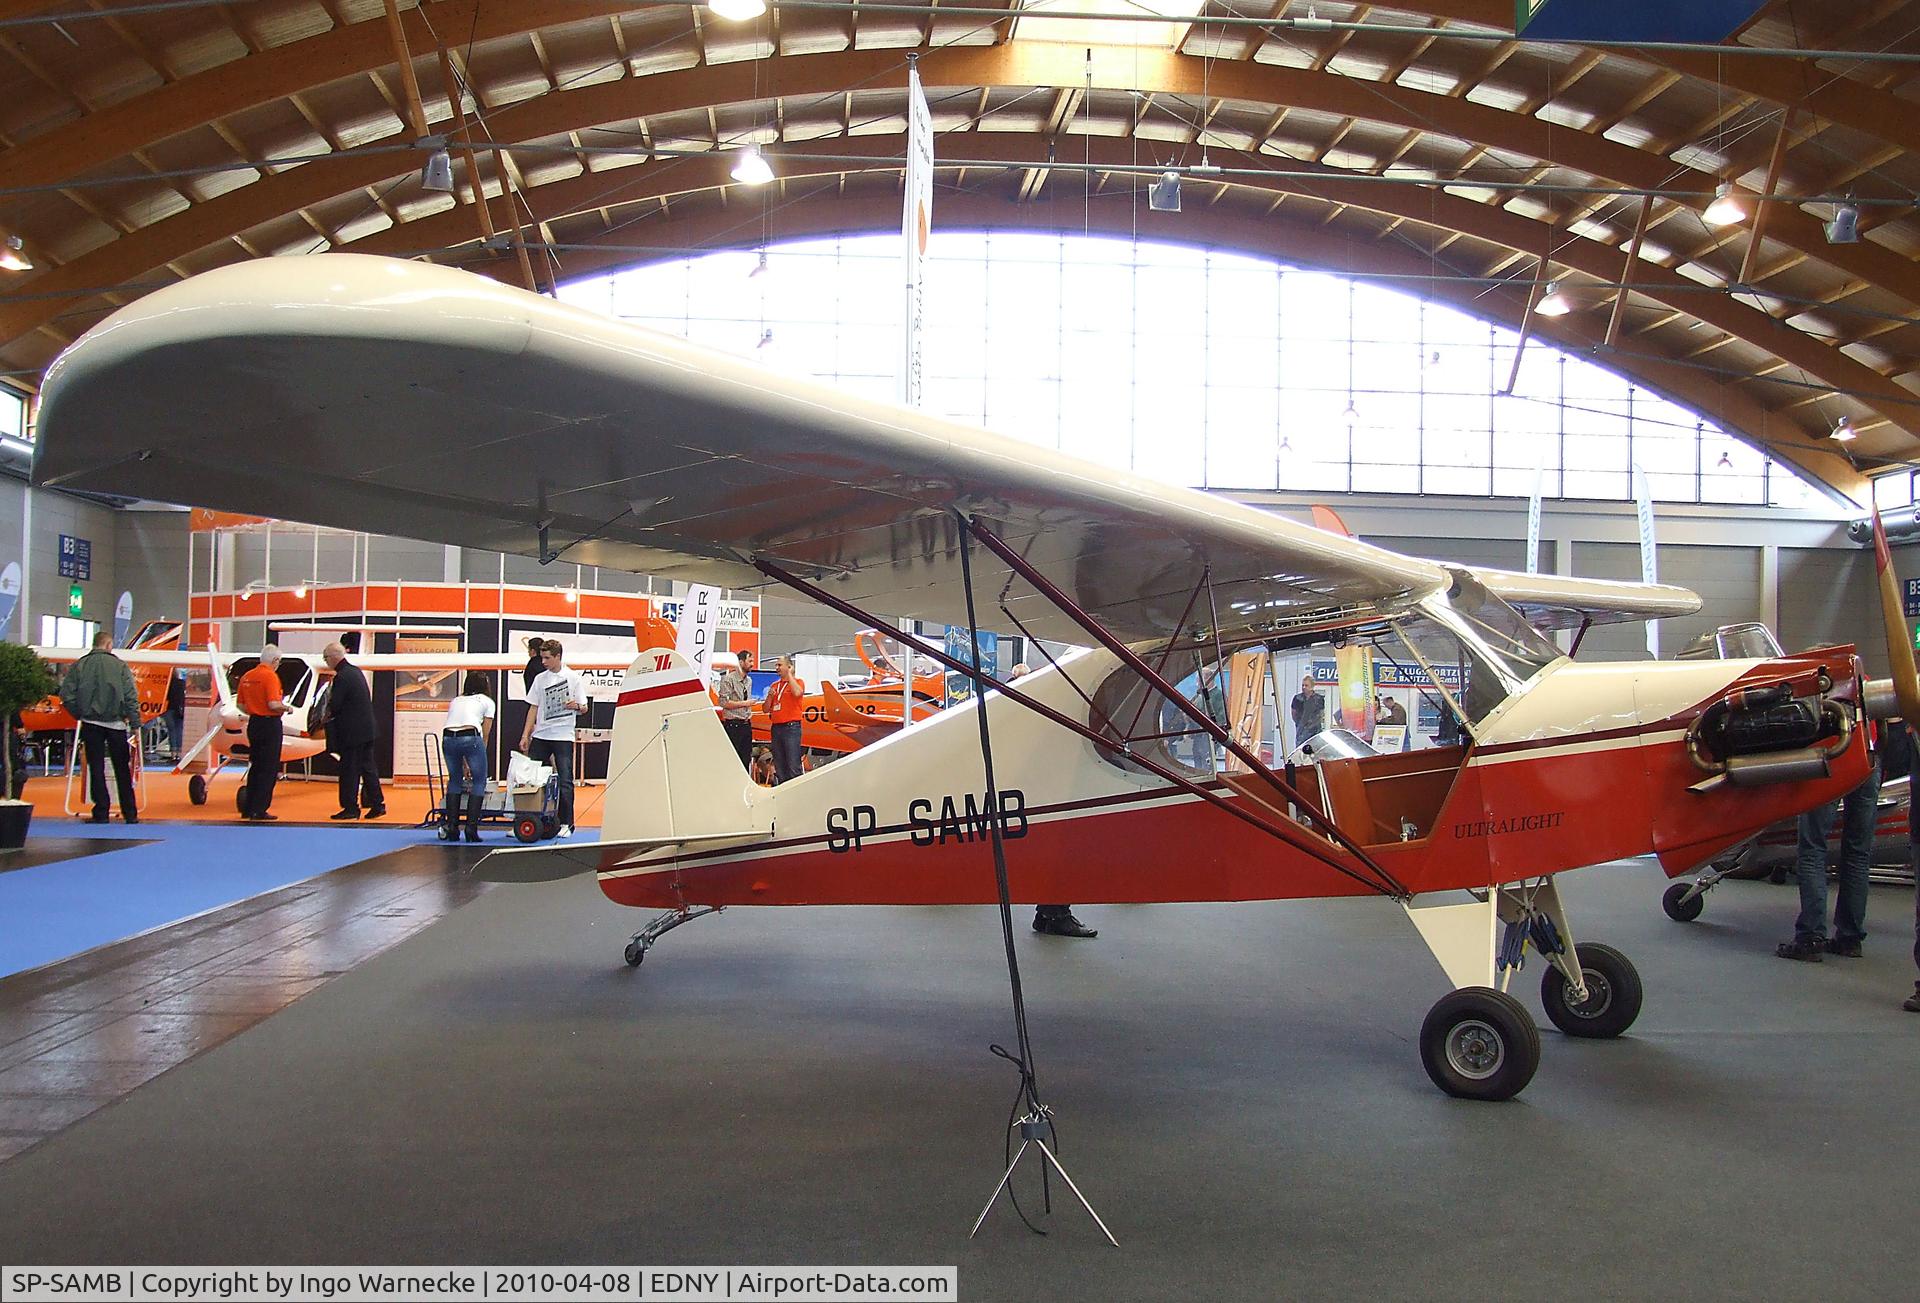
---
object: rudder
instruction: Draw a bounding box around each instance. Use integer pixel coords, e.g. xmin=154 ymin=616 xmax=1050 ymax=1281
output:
xmin=602 ymin=649 xmax=761 ymax=844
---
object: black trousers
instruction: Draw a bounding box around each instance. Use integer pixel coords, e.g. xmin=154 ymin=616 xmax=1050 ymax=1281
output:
xmin=526 ymin=736 xmax=575 ymax=826
xmin=79 ymin=721 xmax=136 ymax=820
xmin=336 ymin=739 xmax=382 ymax=813
xmin=244 ymin=715 xmax=282 ymax=818
xmin=722 ymin=718 xmax=753 ymax=771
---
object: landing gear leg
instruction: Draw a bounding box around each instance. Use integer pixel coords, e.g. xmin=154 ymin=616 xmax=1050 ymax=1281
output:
xmin=623 ymin=905 xmax=723 ymax=967
xmin=1497 ymin=877 xmax=1644 ymax=1040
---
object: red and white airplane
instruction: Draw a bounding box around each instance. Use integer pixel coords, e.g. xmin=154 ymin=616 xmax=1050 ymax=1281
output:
xmin=32 ymin=254 xmax=1912 ymax=1102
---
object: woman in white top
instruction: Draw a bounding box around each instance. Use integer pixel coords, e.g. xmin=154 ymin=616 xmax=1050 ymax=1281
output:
xmin=440 ymin=670 xmax=495 ymax=843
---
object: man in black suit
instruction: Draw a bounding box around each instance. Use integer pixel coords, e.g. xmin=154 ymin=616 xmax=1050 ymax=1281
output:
xmin=323 ymin=641 xmax=385 ymax=820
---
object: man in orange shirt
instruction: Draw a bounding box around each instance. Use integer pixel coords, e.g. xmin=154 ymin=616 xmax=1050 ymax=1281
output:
xmin=236 ymin=645 xmax=293 ymax=821
xmin=765 ymin=655 xmax=806 ymax=784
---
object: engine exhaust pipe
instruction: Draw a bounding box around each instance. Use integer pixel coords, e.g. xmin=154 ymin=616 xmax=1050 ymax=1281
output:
xmin=1723 ymin=749 xmax=1834 ymax=787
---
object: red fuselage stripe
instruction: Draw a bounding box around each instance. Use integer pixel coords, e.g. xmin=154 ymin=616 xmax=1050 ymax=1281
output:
xmin=617 ymin=679 xmax=703 ymax=707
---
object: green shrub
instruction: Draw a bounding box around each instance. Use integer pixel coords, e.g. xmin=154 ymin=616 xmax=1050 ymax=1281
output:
xmin=0 ymin=642 xmax=58 ymax=800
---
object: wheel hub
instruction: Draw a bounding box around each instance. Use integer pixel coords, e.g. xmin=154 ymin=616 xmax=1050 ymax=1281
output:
xmin=1567 ymin=969 xmax=1614 ymax=1019
xmin=1446 ymin=1018 xmax=1505 ymax=1080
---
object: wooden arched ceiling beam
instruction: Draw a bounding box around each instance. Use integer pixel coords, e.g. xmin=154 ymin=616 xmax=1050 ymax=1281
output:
xmin=1414 ymin=0 xmax=1920 ymax=155
xmin=470 ymin=183 xmax=1860 ymax=501
xmin=6 ymin=26 xmax=1917 ymax=311
xmin=315 ymin=127 xmax=1905 ymax=475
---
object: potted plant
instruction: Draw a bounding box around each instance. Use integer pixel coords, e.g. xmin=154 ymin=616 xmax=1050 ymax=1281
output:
xmin=0 ymin=641 xmax=58 ymax=849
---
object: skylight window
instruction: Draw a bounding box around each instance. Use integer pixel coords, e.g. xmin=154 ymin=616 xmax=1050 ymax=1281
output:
xmin=1014 ymin=0 xmax=1207 ymax=50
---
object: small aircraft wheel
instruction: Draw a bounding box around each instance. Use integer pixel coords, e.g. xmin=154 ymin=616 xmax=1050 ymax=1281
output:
xmin=187 ymin=774 xmax=207 ymax=805
xmin=1662 ymin=881 xmax=1705 ymax=923
xmin=514 ymin=815 xmax=541 ymax=844
xmin=623 ymin=939 xmax=646 ymax=968
xmin=540 ymin=815 xmax=561 ymax=839
xmin=1419 ymin=987 xmax=1539 ymax=1102
xmin=1540 ymin=942 xmax=1643 ymax=1040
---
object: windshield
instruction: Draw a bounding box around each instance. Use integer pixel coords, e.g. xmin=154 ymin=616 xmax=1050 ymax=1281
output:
xmin=1386 ymin=571 xmax=1564 ymax=727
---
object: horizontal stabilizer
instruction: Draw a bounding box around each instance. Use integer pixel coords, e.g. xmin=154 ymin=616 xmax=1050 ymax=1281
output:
xmin=473 ymin=831 xmax=766 ymax=883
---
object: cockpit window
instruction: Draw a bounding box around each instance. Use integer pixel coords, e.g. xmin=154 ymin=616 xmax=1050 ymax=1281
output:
xmin=1385 ymin=571 xmax=1564 ymax=728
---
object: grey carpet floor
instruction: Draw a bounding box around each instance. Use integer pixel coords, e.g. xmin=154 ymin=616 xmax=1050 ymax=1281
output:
xmin=1 ymin=854 xmax=1915 ymax=1301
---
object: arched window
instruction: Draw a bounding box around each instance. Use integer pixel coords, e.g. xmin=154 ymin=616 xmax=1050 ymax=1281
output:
xmin=559 ymin=232 xmax=1830 ymax=510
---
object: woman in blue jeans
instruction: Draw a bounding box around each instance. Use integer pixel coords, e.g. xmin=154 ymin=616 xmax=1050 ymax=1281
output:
xmin=439 ymin=671 xmax=495 ymax=843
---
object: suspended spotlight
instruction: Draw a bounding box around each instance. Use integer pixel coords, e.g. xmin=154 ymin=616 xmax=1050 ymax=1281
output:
xmin=421 ymin=145 xmax=454 ymax=193
xmin=1703 ymin=182 xmax=1746 ymax=227
xmin=757 ymin=328 xmax=774 ymax=349
xmin=1533 ymin=281 xmax=1573 ymax=317
xmin=1825 ymin=203 xmax=1860 ymax=245
xmin=0 ymin=235 xmax=29 ymax=272
xmin=749 ymin=248 xmax=770 ymax=278
xmin=730 ymin=144 xmax=774 ymax=186
xmin=1831 ymin=415 xmax=1857 ymax=443
xmin=565 ymin=588 xmax=579 ymax=605
xmin=1342 ymin=402 xmax=1359 ymax=427
xmin=293 ymin=582 xmax=308 ymax=599
xmin=1149 ymin=170 xmax=1182 ymax=213
xmin=708 ymin=0 xmax=767 ymax=18
xmin=1715 ymin=449 xmax=1734 ymax=470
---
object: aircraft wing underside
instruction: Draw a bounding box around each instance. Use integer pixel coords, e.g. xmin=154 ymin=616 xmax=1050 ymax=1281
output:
xmin=32 ymin=254 xmax=1471 ymax=648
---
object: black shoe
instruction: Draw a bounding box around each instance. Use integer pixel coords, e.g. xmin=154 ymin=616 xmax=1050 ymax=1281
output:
xmin=330 ymin=809 xmax=360 ymax=821
xmin=1035 ymin=911 xmax=1098 ymax=939
xmin=123 ymin=814 xmax=138 ymax=825
xmin=1776 ymin=938 xmax=1824 ymax=963
xmin=1905 ymin=991 xmax=1920 ymax=1013
xmin=85 ymin=814 xmax=108 ymax=824
xmin=365 ymin=806 xmax=387 ymax=819
xmin=246 ymin=812 xmax=279 ymax=822
xmin=464 ymin=829 xmax=481 ymax=844
xmin=1826 ymin=937 xmax=1863 ymax=958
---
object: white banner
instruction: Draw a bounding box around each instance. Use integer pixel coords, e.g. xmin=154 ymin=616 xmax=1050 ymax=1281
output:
xmin=1632 ymin=462 xmax=1659 ymax=658
xmin=506 ymin=628 xmax=632 ymax=702
xmin=901 ymin=58 xmax=933 ymax=408
xmin=1525 ymin=461 xmax=1543 ymax=575
xmin=655 ymin=597 xmax=757 ymax=632
xmin=0 ymin=1266 xmax=959 ymax=1303
xmin=674 ymin=582 xmax=719 ymax=685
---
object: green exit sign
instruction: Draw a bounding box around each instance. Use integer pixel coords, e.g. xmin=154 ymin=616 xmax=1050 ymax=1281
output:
xmin=67 ymin=584 xmax=82 ymax=617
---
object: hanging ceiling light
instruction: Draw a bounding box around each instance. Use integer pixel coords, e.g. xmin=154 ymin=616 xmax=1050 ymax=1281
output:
xmin=1831 ymin=415 xmax=1856 ymax=443
xmin=730 ymin=144 xmax=774 ymax=186
xmin=1825 ymin=202 xmax=1860 ymax=245
xmin=0 ymin=235 xmax=30 ymax=272
xmin=1534 ymin=281 xmax=1573 ymax=317
xmin=1704 ymin=182 xmax=1747 ymax=227
xmin=1715 ymin=449 xmax=1734 ymax=470
xmin=1149 ymin=171 xmax=1182 ymax=213
xmin=293 ymin=582 xmax=308 ymax=599
xmin=1341 ymin=402 xmax=1359 ymax=427
xmin=708 ymin=0 xmax=767 ymax=19
xmin=421 ymin=145 xmax=454 ymax=193
xmin=749 ymin=248 xmax=770 ymax=278
xmin=565 ymin=587 xmax=578 ymax=605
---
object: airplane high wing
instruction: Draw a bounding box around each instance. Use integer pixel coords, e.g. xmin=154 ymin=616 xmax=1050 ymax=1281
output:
xmin=38 ymin=254 xmax=1898 ymax=1116
xmin=35 ymin=254 xmax=1465 ymax=647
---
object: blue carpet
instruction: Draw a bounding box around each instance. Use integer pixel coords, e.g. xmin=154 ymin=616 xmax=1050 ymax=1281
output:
xmin=0 ymin=823 xmax=590 ymax=978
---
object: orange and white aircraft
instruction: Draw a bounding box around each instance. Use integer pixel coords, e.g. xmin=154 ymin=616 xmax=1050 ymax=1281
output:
xmin=741 ymin=630 xmax=944 ymax=755
xmin=32 ymin=254 xmax=1911 ymax=1103
xmin=26 ymin=619 xmax=187 ymax=734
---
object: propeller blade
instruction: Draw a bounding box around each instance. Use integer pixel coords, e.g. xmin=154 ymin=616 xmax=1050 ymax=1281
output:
xmin=1870 ymin=506 xmax=1920 ymax=723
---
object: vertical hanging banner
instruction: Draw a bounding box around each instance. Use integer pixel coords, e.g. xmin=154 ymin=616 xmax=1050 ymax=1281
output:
xmin=0 ymin=562 xmax=19 ymax=639
xmin=113 ymin=591 xmax=133 ymax=645
xmin=901 ymin=56 xmax=933 ymax=409
xmin=674 ymin=582 xmax=720 ymax=686
xmin=1632 ymin=462 xmax=1659 ymax=658
xmin=1525 ymin=462 xmax=1544 ymax=575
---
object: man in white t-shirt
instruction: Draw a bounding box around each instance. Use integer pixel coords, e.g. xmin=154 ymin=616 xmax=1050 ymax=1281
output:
xmin=518 ymin=639 xmax=587 ymax=837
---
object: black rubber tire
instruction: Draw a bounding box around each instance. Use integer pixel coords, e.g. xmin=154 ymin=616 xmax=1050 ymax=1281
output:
xmin=187 ymin=774 xmax=207 ymax=805
xmin=234 ymin=778 xmax=248 ymax=816
xmin=623 ymin=940 xmax=646 ymax=968
xmin=541 ymin=815 xmax=561 ymax=839
xmin=514 ymin=815 xmax=541 ymax=844
xmin=1662 ymin=881 xmax=1705 ymax=923
xmin=1418 ymin=987 xmax=1540 ymax=1101
xmin=1540 ymin=941 xmax=1643 ymax=1039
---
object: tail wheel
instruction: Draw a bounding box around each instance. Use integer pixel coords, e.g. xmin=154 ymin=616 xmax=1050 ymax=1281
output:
xmin=1662 ymin=881 xmax=1705 ymax=923
xmin=1419 ymin=987 xmax=1540 ymax=1101
xmin=187 ymin=774 xmax=207 ymax=805
xmin=1541 ymin=942 xmax=1643 ymax=1039
xmin=514 ymin=815 xmax=542 ymax=843
xmin=623 ymin=940 xmax=646 ymax=967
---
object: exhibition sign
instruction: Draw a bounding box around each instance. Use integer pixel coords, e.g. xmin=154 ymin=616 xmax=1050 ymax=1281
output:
xmin=391 ymin=635 xmax=461 ymax=776
xmin=57 ymin=533 xmax=89 ymax=580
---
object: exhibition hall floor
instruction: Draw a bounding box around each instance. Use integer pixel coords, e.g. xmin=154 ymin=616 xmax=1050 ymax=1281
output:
xmin=0 ymin=836 xmax=1915 ymax=1300
xmin=38 ymin=770 xmax=612 ymax=827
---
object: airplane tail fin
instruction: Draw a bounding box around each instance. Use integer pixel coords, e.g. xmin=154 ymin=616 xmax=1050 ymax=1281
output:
xmin=600 ymin=649 xmax=764 ymax=846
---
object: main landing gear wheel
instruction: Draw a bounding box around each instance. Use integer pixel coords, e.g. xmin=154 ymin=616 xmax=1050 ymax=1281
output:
xmin=1419 ymin=987 xmax=1540 ymax=1101
xmin=187 ymin=774 xmax=207 ymax=805
xmin=1540 ymin=942 xmax=1643 ymax=1039
xmin=623 ymin=939 xmax=646 ymax=967
xmin=1662 ymin=881 xmax=1705 ymax=923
